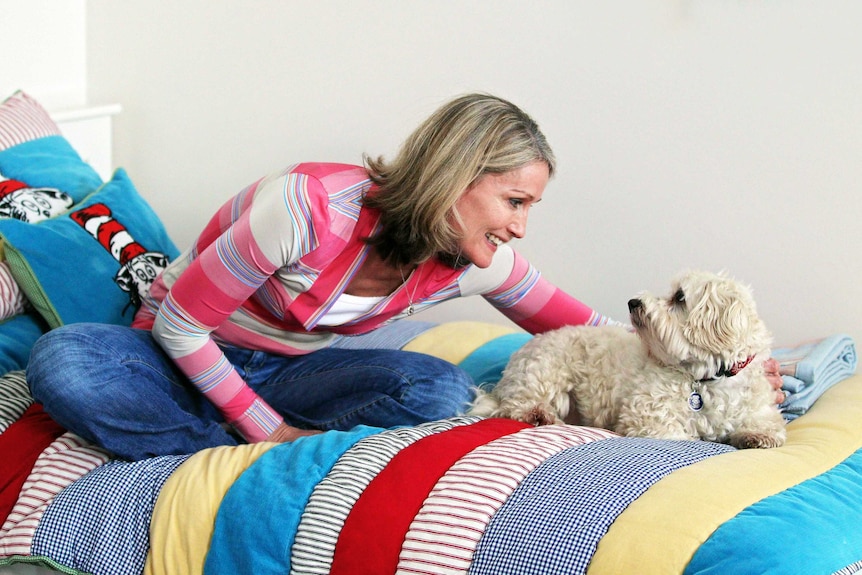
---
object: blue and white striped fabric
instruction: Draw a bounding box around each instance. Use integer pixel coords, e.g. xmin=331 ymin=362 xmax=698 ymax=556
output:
xmin=330 ymin=320 xmax=436 ymax=350
xmin=469 ymin=438 xmax=736 ymax=575
xmin=31 ymin=455 xmax=190 ymax=575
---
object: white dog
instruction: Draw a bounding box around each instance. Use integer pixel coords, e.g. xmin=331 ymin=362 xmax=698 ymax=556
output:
xmin=468 ymin=270 xmax=786 ymax=449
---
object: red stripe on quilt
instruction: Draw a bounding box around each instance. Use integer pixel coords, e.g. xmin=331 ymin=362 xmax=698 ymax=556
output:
xmin=0 ymin=404 xmax=64 ymax=525
xmin=329 ymin=418 xmax=529 ymax=575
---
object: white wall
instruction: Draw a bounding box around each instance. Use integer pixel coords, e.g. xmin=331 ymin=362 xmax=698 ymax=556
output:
xmin=0 ymin=0 xmax=87 ymax=110
xmin=18 ymin=1 xmax=862 ymax=347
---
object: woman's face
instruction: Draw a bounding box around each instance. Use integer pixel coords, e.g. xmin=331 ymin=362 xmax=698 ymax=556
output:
xmin=452 ymin=160 xmax=550 ymax=268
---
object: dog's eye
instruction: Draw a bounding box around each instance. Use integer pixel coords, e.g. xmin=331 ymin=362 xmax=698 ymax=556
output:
xmin=672 ymin=288 xmax=686 ymax=305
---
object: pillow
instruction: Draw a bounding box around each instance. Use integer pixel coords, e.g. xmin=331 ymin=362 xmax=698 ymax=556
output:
xmin=0 ymin=313 xmax=46 ymax=376
xmin=0 ymin=90 xmax=103 ymax=223
xmin=0 ymin=260 xmax=28 ymax=320
xmin=0 ymin=168 xmax=180 ymax=328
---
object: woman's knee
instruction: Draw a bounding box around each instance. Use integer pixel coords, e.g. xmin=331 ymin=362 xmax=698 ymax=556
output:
xmin=28 ymin=325 xmax=95 ymax=400
xmin=400 ymin=353 xmax=475 ymax=419
xmin=28 ymin=323 xmax=150 ymax=405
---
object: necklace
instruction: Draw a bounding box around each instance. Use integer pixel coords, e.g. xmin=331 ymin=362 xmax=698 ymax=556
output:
xmin=399 ymin=265 xmax=421 ymax=316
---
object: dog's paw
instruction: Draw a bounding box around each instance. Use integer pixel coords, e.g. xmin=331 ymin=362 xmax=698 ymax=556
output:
xmin=523 ymin=405 xmax=557 ymax=427
xmin=729 ymin=429 xmax=786 ymax=449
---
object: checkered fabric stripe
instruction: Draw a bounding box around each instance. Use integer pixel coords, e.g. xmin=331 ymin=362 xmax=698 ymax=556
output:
xmin=0 ymin=432 xmax=110 ymax=556
xmin=395 ymin=425 xmax=618 ymax=575
xmin=469 ymin=438 xmax=735 ymax=575
xmin=31 ymin=454 xmax=190 ymax=575
xmin=0 ymin=370 xmax=31 ymax=433
xmin=290 ymin=416 xmax=481 ymax=575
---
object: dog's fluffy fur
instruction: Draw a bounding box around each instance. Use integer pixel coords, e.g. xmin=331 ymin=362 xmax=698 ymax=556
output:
xmin=468 ymin=270 xmax=786 ymax=449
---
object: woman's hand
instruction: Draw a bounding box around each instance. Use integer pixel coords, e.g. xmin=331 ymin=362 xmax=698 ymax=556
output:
xmin=763 ymin=358 xmax=785 ymax=404
xmin=265 ymin=422 xmax=323 ymax=443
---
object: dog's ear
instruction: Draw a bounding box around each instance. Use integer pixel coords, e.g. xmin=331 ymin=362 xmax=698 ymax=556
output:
xmin=685 ymin=294 xmax=749 ymax=353
xmin=684 ymin=279 xmax=771 ymax=356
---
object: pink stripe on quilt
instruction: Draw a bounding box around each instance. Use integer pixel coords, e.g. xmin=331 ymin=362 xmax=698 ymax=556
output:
xmin=0 ymin=433 xmax=110 ymax=556
xmin=394 ymin=425 xmax=618 ymax=575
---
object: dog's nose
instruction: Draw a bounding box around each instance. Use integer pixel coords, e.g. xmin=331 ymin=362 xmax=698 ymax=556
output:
xmin=628 ymin=298 xmax=642 ymax=312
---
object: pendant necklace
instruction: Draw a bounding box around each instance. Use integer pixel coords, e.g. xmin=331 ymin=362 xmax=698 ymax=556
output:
xmin=399 ymin=265 xmax=421 ymax=316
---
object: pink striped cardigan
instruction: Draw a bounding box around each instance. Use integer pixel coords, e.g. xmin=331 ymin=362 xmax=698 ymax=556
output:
xmin=133 ymin=163 xmax=615 ymax=442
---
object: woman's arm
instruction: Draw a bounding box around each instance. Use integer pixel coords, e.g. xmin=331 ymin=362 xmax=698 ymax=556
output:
xmin=478 ymin=248 xmax=624 ymax=335
xmin=152 ymin=170 xmax=328 ymax=442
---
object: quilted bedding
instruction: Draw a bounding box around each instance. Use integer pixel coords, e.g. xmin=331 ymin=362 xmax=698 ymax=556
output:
xmin=2 ymin=321 xmax=862 ymax=575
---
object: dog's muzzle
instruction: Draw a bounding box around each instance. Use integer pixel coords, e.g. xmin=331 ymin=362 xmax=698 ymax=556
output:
xmin=628 ymin=298 xmax=644 ymax=327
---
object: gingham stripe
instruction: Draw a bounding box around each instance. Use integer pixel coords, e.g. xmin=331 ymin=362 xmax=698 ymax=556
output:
xmin=0 ymin=433 xmax=110 ymax=556
xmin=0 ymin=91 xmax=60 ymax=151
xmin=31 ymin=454 xmax=189 ymax=575
xmin=0 ymin=370 xmax=31 ymax=433
xmin=395 ymin=425 xmax=618 ymax=575
xmin=289 ymin=416 xmax=480 ymax=575
xmin=469 ymin=438 xmax=735 ymax=575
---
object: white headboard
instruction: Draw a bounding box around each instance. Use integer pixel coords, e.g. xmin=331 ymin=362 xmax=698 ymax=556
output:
xmin=50 ymin=103 xmax=122 ymax=181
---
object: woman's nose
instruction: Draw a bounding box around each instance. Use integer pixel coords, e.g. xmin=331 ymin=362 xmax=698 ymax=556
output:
xmin=508 ymin=214 xmax=527 ymax=239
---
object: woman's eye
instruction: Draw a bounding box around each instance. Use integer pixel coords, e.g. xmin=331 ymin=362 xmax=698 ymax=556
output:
xmin=509 ymin=198 xmax=524 ymax=208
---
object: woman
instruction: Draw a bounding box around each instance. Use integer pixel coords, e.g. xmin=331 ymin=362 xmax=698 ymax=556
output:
xmin=28 ymin=93 xmax=622 ymax=461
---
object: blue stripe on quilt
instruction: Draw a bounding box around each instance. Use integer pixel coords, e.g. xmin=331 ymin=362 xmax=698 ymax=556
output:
xmin=31 ymin=455 xmax=190 ymax=575
xmin=204 ymin=425 xmax=384 ymax=575
xmin=468 ymin=438 xmax=735 ymax=575
xmin=685 ymin=446 xmax=862 ymax=575
xmin=458 ymin=332 xmax=533 ymax=390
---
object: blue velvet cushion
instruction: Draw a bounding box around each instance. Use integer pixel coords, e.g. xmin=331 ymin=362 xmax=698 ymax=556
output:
xmin=0 ymin=168 xmax=179 ymax=328
xmin=0 ymin=91 xmax=103 ymax=221
xmin=0 ymin=313 xmax=46 ymax=376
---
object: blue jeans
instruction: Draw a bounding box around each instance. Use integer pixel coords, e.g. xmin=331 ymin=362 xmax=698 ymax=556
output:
xmin=27 ymin=323 xmax=475 ymax=461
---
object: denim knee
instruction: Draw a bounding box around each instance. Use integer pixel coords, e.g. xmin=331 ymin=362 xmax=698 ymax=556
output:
xmin=400 ymin=354 xmax=476 ymax=420
xmin=28 ymin=325 xmax=92 ymax=404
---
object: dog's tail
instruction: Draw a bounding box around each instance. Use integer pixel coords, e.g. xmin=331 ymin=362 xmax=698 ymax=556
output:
xmin=466 ymin=387 xmax=501 ymax=417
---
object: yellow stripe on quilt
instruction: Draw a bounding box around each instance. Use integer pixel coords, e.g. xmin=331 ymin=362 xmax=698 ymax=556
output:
xmin=402 ymin=321 xmax=517 ymax=365
xmin=144 ymin=442 xmax=276 ymax=575
xmin=587 ymin=373 xmax=862 ymax=575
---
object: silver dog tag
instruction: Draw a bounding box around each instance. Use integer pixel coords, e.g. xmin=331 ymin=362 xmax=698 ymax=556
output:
xmin=688 ymin=391 xmax=704 ymax=411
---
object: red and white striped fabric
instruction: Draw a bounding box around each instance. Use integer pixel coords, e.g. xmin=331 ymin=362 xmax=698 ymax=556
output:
xmin=0 ymin=432 xmax=110 ymax=555
xmin=0 ymin=261 xmax=28 ymax=320
xmin=395 ymin=425 xmax=618 ymax=575
xmin=0 ymin=91 xmax=61 ymax=152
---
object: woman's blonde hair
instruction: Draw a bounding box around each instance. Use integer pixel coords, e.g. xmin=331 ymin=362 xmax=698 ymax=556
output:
xmin=363 ymin=93 xmax=555 ymax=266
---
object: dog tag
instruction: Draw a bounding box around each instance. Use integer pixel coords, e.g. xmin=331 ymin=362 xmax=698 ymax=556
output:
xmin=688 ymin=391 xmax=704 ymax=412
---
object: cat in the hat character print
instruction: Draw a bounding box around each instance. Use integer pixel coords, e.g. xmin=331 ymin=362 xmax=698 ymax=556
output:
xmin=0 ymin=176 xmax=74 ymax=222
xmin=70 ymin=203 xmax=170 ymax=311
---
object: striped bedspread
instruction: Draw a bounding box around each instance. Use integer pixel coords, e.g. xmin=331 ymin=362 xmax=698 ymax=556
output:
xmin=1 ymin=322 xmax=861 ymax=575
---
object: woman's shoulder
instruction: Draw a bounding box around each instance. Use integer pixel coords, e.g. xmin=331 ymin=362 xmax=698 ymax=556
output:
xmin=290 ymin=162 xmax=371 ymax=186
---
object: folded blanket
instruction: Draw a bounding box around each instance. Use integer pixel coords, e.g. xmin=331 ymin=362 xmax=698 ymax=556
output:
xmin=772 ymin=334 xmax=858 ymax=420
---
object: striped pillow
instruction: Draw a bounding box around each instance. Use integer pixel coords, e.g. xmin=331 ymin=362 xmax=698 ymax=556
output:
xmin=0 ymin=91 xmax=103 ymax=221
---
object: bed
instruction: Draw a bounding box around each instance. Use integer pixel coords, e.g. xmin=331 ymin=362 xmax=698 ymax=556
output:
xmin=1 ymin=90 xmax=861 ymax=575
